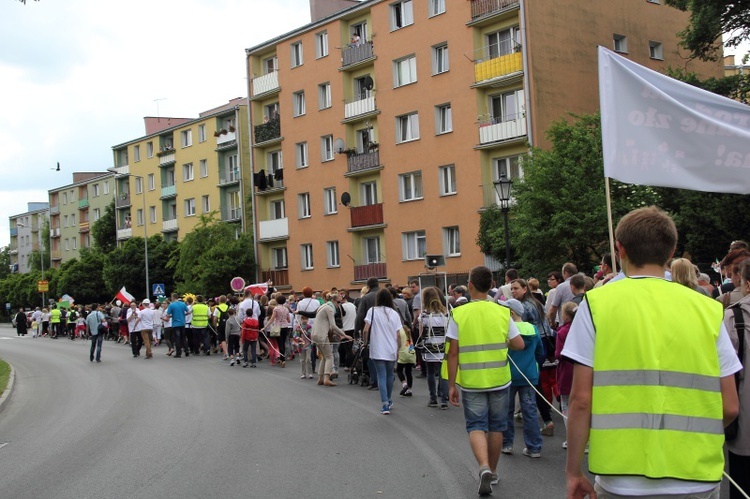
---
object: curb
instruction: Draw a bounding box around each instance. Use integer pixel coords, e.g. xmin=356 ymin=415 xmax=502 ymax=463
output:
xmin=0 ymin=363 xmax=15 ymax=415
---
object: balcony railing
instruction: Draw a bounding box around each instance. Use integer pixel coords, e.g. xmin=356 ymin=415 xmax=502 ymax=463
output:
xmin=10 ymin=227 xmax=18 ymax=236
xmin=258 ymin=218 xmax=289 ymax=241
xmin=478 ymin=113 xmax=527 ymax=144
xmin=342 ymin=41 xmax=374 ymax=67
xmin=162 ymin=219 xmax=178 ymax=232
xmin=219 ymin=168 xmax=241 ymax=185
xmin=31 ymin=224 xmax=39 ymax=232
xmin=347 ymin=150 xmax=380 ymax=174
xmin=474 ymin=49 xmax=523 ymax=84
xmin=344 ymin=95 xmax=376 ymax=119
xmin=50 ymin=205 xmax=60 ymax=215
xmin=158 ymin=151 xmax=176 ymax=166
xmin=117 ymin=227 xmax=133 ymax=240
xmin=79 ymin=222 xmax=90 ymax=233
xmin=115 ymin=194 xmax=131 ymax=208
xmin=50 ymin=228 xmax=60 ymax=238
xmin=470 ymin=0 xmax=519 ymax=19
xmin=161 ymin=185 xmax=177 ymax=198
xmin=216 ymin=129 xmax=236 ymax=145
xmin=51 ymin=250 xmax=62 ymax=261
xmin=223 ymin=208 xmax=242 ymax=222
xmin=111 ymin=165 xmax=130 ymax=176
xmin=79 ymin=199 xmax=89 ymax=209
xmin=254 ymin=117 xmax=280 ymax=144
xmin=261 ymin=269 xmax=289 ymax=287
xmin=252 ymin=71 xmax=280 ymax=97
xmin=354 ymin=262 xmax=387 ymax=281
xmin=350 ymin=203 xmax=383 ymax=228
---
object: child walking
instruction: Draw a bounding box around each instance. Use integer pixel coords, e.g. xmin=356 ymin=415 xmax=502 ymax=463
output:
xmin=397 ymin=324 xmax=416 ymax=396
xmin=555 ymin=301 xmax=578 ymax=449
xmin=241 ymin=309 xmax=259 ymax=368
xmin=225 ymin=308 xmax=242 ymax=366
xmin=292 ymin=315 xmax=313 ymax=378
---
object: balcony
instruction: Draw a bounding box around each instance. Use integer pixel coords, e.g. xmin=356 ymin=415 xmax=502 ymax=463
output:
xmin=258 ymin=218 xmax=289 ymax=241
xmin=474 ymin=50 xmax=523 ymax=85
xmin=216 ymin=128 xmax=237 ymax=147
xmin=79 ymin=222 xmax=90 ymax=234
xmin=161 ymin=184 xmax=176 ymax=199
xmin=261 ymin=269 xmax=289 ymax=287
xmin=350 ymin=203 xmax=384 ymax=228
xmin=478 ymin=114 xmax=527 ymax=145
xmin=347 ymin=150 xmax=381 ymax=175
xmin=470 ymin=0 xmax=519 ymax=21
xmin=341 ymin=42 xmax=375 ymax=69
xmin=162 ymin=219 xmax=178 ymax=232
xmin=51 ymin=250 xmax=62 ymax=261
xmin=79 ymin=199 xmax=89 ymax=209
xmin=50 ymin=228 xmax=60 ymax=238
xmin=115 ymin=194 xmax=131 ymax=208
xmin=111 ymin=165 xmax=130 ymax=177
xmin=9 ymin=247 xmax=18 ymax=255
xmin=117 ymin=227 xmax=133 ymax=240
xmin=158 ymin=150 xmax=176 ymax=167
xmin=251 ymin=71 xmax=280 ymax=98
xmin=254 ymin=117 xmax=281 ymax=145
xmin=219 ymin=168 xmax=241 ymax=186
xmin=223 ymin=208 xmax=242 ymax=222
xmin=10 ymin=227 xmax=18 ymax=237
xmin=354 ymin=262 xmax=387 ymax=281
xmin=254 ymin=174 xmax=284 ymax=194
xmin=344 ymin=95 xmax=376 ymax=120
xmin=50 ymin=205 xmax=60 ymax=215
xmin=31 ymin=224 xmax=39 ymax=232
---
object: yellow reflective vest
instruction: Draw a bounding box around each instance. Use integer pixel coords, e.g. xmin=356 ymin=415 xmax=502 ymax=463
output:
xmin=586 ymin=277 xmax=725 ymax=482
xmin=191 ymin=303 xmax=210 ymax=328
xmin=451 ymin=300 xmax=512 ymax=390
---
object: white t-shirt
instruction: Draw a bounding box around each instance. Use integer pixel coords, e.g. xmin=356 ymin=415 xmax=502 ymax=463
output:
xmin=341 ymin=301 xmax=356 ymax=331
xmin=562 ymin=289 xmax=742 ymax=496
xmin=126 ymin=308 xmax=141 ymax=333
xmin=365 ymin=306 xmax=401 ymax=361
xmin=238 ymin=298 xmax=261 ymax=321
xmin=138 ymin=308 xmax=155 ymax=330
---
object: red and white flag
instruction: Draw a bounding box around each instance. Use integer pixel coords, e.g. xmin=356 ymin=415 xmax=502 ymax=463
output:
xmin=245 ymin=282 xmax=268 ymax=297
xmin=115 ymin=286 xmax=135 ymax=304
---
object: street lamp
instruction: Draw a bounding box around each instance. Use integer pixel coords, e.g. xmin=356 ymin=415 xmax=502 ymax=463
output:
xmin=493 ymin=173 xmax=513 ymax=270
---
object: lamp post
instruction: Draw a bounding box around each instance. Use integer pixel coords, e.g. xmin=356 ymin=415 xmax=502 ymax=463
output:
xmin=493 ymin=173 xmax=513 ymax=270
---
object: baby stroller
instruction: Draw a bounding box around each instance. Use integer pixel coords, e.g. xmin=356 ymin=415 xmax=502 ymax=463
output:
xmin=348 ymin=340 xmax=369 ymax=387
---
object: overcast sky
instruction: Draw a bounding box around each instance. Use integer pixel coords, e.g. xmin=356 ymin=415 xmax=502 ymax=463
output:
xmin=0 ymin=0 xmax=312 ymax=247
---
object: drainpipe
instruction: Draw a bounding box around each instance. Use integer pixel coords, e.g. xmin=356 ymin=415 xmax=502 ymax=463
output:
xmin=519 ymin=0 xmax=533 ymax=147
xmin=245 ymin=50 xmax=260 ymax=283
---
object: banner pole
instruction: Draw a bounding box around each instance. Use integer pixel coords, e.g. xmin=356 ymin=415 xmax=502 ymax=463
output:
xmin=605 ymin=177 xmax=618 ymax=274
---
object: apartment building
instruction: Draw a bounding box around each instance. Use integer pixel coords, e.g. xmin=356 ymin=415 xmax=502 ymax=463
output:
xmin=48 ymin=172 xmax=115 ymax=269
xmin=245 ymin=0 xmax=724 ymax=292
xmin=9 ymin=203 xmax=49 ymax=274
xmin=110 ymin=98 xmax=250 ymax=244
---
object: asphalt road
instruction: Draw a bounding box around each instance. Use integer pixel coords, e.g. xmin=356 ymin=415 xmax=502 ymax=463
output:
xmin=0 ymin=323 xmax=731 ymax=499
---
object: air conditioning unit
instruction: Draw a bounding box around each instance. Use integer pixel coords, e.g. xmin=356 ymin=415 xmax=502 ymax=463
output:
xmin=424 ymin=254 xmax=445 ymax=269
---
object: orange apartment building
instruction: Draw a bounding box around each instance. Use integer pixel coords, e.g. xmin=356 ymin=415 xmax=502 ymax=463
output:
xmin=245 ymin=0 xmax=723 ymax=292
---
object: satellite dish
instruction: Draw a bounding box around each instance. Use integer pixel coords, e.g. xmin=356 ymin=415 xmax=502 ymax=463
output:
xmin=334 ymin=138 xmax=345 ymax=154
xmin=341 ymin=192 xmax=351 ymax=207
xmin=363 ymin=76 xmax=374 ymax=91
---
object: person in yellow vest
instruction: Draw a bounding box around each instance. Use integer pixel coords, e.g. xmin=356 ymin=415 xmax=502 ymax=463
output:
xmin=447 ymin=266 xmax=524 ymax=496
xmin=563 ymin=206 xmax=741 ymax=499
xmin=191 ymin=295 xmax=211 ymax=356
xmin=49 ymin=304 xmax=61 ymax=338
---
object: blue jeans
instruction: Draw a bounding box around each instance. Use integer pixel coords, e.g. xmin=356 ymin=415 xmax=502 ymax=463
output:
xmin=172 ymin=326 xmax=184 ymax=356
xmin=90 ymin=333 xmax=103 ymax=361
xmin=425 ymin=361 xmax=447 ymax=403
xmin=373 ymin=360 xmax=396 ymax=405
xmin=462 ymin=388 xmax=510 ymax=433
xmin=502 ymin=385 xmax=543 ymax=453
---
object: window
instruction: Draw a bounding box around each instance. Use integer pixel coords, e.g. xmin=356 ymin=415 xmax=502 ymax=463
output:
xmin=267 ymin=151 xmax=282 ymax=178
xmin=489 ymin=89 xmax=525 ymax=123
xmin=198 ymin=124 xmax=206 ymax=142
xmin=298 ymin=193 xmax=311 ymax=219
xmin=149 ymin=206 xmax=156 ymax=223
xmin=393 ymin=55 xmax=417 ymax=87
xmin=65 ymin=239 xmax=69 ymax=251
xmin=293 ymin=90 xmax=306 ymax=117
xmin=493 ymin=156 xmax=524 ymax=193
xmin=361 ymin=181 xmax=377 ymax=205
xmin=62 ymin=192 xmax=67 ymax=204
xmin=439 ymin=164 xmax=457 ymax=196
xmin=613 ymin=34 xmax=628 ymax=53
xmin=326 ymin=241 xmax=340 ymax=268
xmin=350 ymin=21 xmax=369 ymax=44
xmin=301 ymin=244 xmax=314 ymax=270
xmin=649 ymin=41 xmax=663 ymax=60
xmin=103 ymin=181 xmax=109 ymax=194
xmin=324 ymin=187 xmax=337 ymax=215
xmin=318 ymin=83 xmax=331 ymax=110
xmin=200 ymin=159 xmax=208 ymax=178
xmin=291 ymin=41 xmax=303 ymax=67
xmin=487 ymin=27 xmax=520 ymax=59
xmin=144 ymin=174 xmax=152 ymax=191
xmin=321 ymin=135 xmax=334 ymax=162
xmin=270 ymin=199 xmax=285 ymax=219
xmin=264 ymin=102 xmax=280 ymax=121
xmin=264 ymin=56 xmax=278 ymax=74
xmin=93 ymin=208 xmax=101 ymax=221
xmin=228 ymin=191 xmax=241 ymax=220
xmin=72 ymin=238 xmax=77 ymax=250
xmin=146 ymin=141 xmax=154 ymax=158
xmin=93 ymin=184 xmax=100 ymax=197
xmin=135 ymin=209 xmax=142 ymax=226
xmin=184 ymin=198 xmax=196 ymax=217
xmin=443 ymin=226 xmax=460 ymax=256
xmin=432 ymin=43 xmax=449 ymax=74
xmin=364 ymin=237 xmax=381 ymax=263
xmin=202 ymin=195 xmax=210 ymax=214
xmin=396 ymin=112 xmax=420 ymax=143
xmin=272 ymin=247 xmax=288 ymax=269
xmin=228 ymin=154 xmax=240 ymax=180
xmin=135 ymin=177 xmax=143 ymax=194
xmin=435 ymin=103 xmax=452 ymax=134
xmin=296 ymin=142 xmax=308 ymax=168
xmin=646 ymin=0 xmax=660 ymax=3
xmin=133 ymin=145 xmax=141 ymax=162
xmin=315 ymin=31 xmax=328 ymax=58
xmin=63 ymin=215 xmax=68 ymax=227
xmin=399 ymin=171 xmax=423 ymax=201
xmin=428 ymin=0 xmax=445 ymax=16
xmin=402 ymin=230 xmax=426 ymax=261
xmin=183 ymin=163 xmax=194 ymax=182
xmin=390 ymin=0 xmax=413 ymax=30
xmin=180 ymin=129 xmax=192 ymax=148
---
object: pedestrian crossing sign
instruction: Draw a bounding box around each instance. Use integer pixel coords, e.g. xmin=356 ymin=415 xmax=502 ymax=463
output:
xmin=152 ymin=283 xmax=166 ymax=296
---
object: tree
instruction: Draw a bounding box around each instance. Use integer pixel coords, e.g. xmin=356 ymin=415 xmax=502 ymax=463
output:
xmin=56 ymin=249 xmax=109 ymax=304
xmin=666 ymin=65 xmax=750 ymax=105
xmin=92 ymin=199 xmax=117 ymax=253
xmin=0 ymin=246 xmax=10 ymax=281
xmin=102 ymin=235 xmax=175 ymax=301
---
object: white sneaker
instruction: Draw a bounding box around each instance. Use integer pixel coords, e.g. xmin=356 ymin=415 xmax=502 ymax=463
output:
xmin=562 ymin=441 xmax=568 ymax=449
xmin=230 ymin=359 xmax=235 ymax=366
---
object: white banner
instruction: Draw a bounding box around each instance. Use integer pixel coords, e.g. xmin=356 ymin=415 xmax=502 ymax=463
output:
xmin=599 ymin=46 xmax=750 ymax=194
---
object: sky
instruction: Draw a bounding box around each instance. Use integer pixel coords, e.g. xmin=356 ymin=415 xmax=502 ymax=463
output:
xmin=0 ymin=0 xmax=313 ymax=247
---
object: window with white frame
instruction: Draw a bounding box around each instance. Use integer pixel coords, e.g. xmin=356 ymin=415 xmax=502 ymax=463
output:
xmin=393 ymin=55 xmax=417 ymax=87
xmin=185 ymin=198 xmax=196 ymax=217
xmin=134 ymin=145 xmax=141 ymax=162
xmin=272 ymin=247 xmax=288 ymax=269
xmin=318 ymin=83 xmax=332 ymax=110
xmin=64 ymin=215 xmax=68 ymax=227
xmin=228 ymin=154 xmax=240 ymax=180
xmin=435 ymin=103 xmax=452 ymax=134
xmin=149 ymin=206 xmax=156 ymax=223
xmin=493 ymin=156 xmax=523 ymax=190
xmin=180 ymin=129 xmax=192 ymax=148
xmin=439 ymin=164 xmax=457 ymax=196
xmin=399 ymin=171 xmax=423 ymax=201
xmin=146 ymin=141 xmax=154 ymax=158
xmin=291 ymin=42 xmax=303 ymax=67
xmin=198 ymin=124 xmax=206 ymax=142
xmin=103 ymin=181 xmax=109 ymax=194
xmin=649 ymin=41 xmax=663 ymax=60
xmin=228 ymin=191 xmax=241 ymax=220
xmin=296 ymin=142 xmax=308 ymax=168
xmin=135 ymin=210 xmax=142 ymax=226
xmin=298 ymin=192 xmax=311 ymax=218
xmin=264 ymin=102 xmax=280 ymax=121
xmin=301 ymin=244 xmax=314 ymax=270
xmin=264 ymin=56 xmax=278 ymax=74
xmin=613 ymin=34 xmax=628 ymax=53
xmin=202 ymin=195 xmax=210 ymax=214
xmin=72 ymin=238 xmax=77 ymax=250
xmin=293 ymin=90 xmax=306 ymax=117
xmin=135 ymin=177 xmax=143 ymax=194
xmin=65 ymin=239 xmax=69 ymax=251
xmin=443 ymin=226 xmax=460 ymax=256
xmin=267 ymin=150 xmax=282 ymax=174
xmin=396 ymin=112 xmax=420 ymax=143
xmin=487 ymin=26 xmax=520 ymax=59
xmin=324 ymin=187 xmax=337 ymax=215
xmin=428 ymin=0 xmax=445 ymax=16
xmin=361 ymin=181 xmax=377 ymax=205
xmin=364 ymin=237 xmax=381 ymax=263
xmin=489 ymin=89 xmax=525 ymax=123
xmin=200 ymin=159 xmax=208 ymax=178
xmin=390 ymin=0 xmax=413 ymax=30
xmin=93 ymin=208 xmax=101 ymax=221
xmin=321 ymin=135 xmax=334 ymax=162
xmin=326 ymin=240 xmax=340 ymax=268
xmin=62 ymin=192 xmax=67 ymax=204
xmin=432 ymin=43 xmax=449 ymax=74
xmin=315 ymin=31 xmax=328 ymax=58
xmin=93 ymin=184 xmax=100 ymax=197
xmin=147 ymin=173 xmax=155 ymax=191
xmin=402 ymin=230 xmax=426 ymax=261
xmin=183 ymin=163 xmax=194 ymax=182
xmin=270 ymin=199 xmax=285 ymax=220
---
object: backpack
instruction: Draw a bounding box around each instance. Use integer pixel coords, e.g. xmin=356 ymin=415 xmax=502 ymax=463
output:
xmin=217 ymin=304 xmax=230 ymax=332
xmin=68 ymin=310 xmax=77 ymax=322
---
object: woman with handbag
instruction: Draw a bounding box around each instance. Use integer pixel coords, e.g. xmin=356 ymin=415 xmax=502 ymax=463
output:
xmin=363 ymin=288 xmax=403 ymax=415
xmin=268 ymin=295 xmax=292 ymax=367
xmin=311 ymin=292 xmax=351 ymax=387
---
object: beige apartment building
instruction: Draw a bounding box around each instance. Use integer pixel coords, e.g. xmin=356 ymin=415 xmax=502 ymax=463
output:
xmin=245 ymin=0 xmax=723 ymax=292
xmin=9 ymin=203 xmax=49 ymax=274
xmin=110 ymin=99 xmax=251 ymax=245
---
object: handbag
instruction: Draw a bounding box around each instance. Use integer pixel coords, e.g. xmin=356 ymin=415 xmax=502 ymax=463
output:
xmin=269 ymin=323 xmax=281 ymax=337
xmin=725 ymin=303 xmax=746 ymax=441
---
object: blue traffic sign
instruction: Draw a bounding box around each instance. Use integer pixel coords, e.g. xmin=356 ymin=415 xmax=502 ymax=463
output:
xmin=152 ymin=283 xmax=166 ymax=296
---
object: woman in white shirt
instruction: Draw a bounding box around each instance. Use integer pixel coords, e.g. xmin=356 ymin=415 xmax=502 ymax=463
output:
xmin=363 ymin=288 xmax=403 ymax=415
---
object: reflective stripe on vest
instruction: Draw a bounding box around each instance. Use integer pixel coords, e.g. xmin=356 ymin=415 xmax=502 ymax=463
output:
xmin=586 ymin=277 xmax=724 ymax=482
